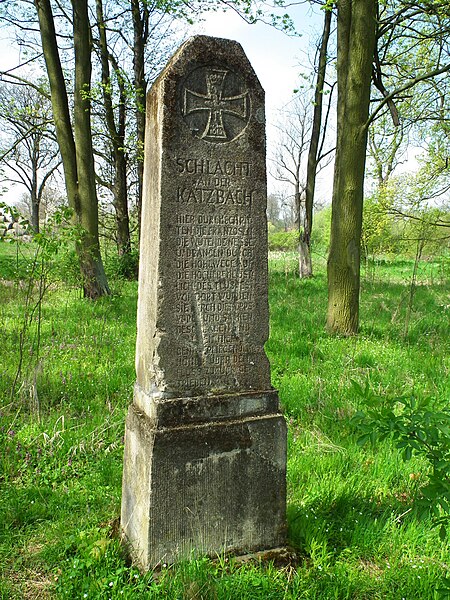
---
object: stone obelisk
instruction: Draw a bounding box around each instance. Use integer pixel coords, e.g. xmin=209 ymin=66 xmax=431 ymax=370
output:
xmin=121 ymin=35 xmax=287 ymax=571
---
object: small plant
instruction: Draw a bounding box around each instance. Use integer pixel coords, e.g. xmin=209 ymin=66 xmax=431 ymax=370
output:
xmin=54 ymin=527 xmax=155 ymax=598
xmin=351 ymin=380 xmax=450 ymax=540
xmin=6 ymin=206 xmax=80 ymax=402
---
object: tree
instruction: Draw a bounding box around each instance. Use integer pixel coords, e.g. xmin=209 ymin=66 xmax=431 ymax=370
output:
xmin=91 ymin=0 xmax=177 ymax=266
xmin=361 ymin=184 xmax=399 ymax=258
xmin=367 ymin=116 xmax=406 ymax=187
xmin=362 ymin=114 xmax=407 ymax=259
xmin=34 ymin=0 xmax=110 ymax=298
xmin=326 ymin=0 xmax=450 ymax=334
xmin=326 ymin=0 xmax=377 ymax=335
xmin=271 ymin=3 xmax=334 ymax=277
xmin=271 ymin=95 xmax=311 ymax=235
xmin=303 ymin=5 xmax=333 ymax=278
xmin=95 ymin=0 xmax=132 ymax=270
xmin=0 ymin=0 xmax=168 ymax=284
xmin=131 ymin=0 xmax=149 ymax=235
xmin=0 ymin=82 xmax=60 ymax=232
xmin=363 ymin=110 xmax=450 ymax=261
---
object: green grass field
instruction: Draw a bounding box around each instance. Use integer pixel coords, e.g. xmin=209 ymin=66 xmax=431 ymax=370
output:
xmin=0 ymin=242 xmax=449 ymax=599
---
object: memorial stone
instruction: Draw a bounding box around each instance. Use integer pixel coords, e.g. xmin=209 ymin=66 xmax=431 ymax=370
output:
xmin=121 ymin=35 xmax=287 ymax=571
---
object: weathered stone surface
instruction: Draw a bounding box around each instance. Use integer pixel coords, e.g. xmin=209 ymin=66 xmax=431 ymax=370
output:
xmin=136 ymin=35 xmax=270 ymax=399
xmin=133 ymin=385 xmax=280 ymax=427
xmin=122 ymin=404 xmax=286 ymax=569
xmin=121 ymin=35 xmax=287 ymax=571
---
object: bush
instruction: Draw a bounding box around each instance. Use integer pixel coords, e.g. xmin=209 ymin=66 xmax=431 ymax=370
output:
xmin=351 ymin=380 xmax=450 ymax=540
xmin=268 ymin=230 xmax=299 ymax=252
xmin=104 ymin=248 xmax=139 ymax=281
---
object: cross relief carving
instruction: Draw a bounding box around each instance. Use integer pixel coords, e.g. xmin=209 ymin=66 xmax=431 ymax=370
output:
xmin=182 ymin=67 xmax=250 ymax=143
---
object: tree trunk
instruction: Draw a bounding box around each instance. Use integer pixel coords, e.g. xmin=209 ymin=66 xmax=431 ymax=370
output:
xmin=35 ymin=0 xmax=109 ymax=298
xmin=326 ymin=0 xmax=377 ymax=335
xmin=302 ymin=7 xmax=332 ymax=279
xmin=114 ymin=148 xmax=133 ymax=261
xmin=31 ymin=161 xmax=40 ymax=233
xmin=131 ymin=0 xmax=148 ymax=239
xmin=73 ymin=0 xmax=110 ymax=298
xmin=31 ymin=191 xmax=39 ymax=233
xmin=114 ymin=94 xmax=131 ymax=262
xmin=299 ymin=237 xmax=312 ymax=278
xmin=96 ymin=0 xmax=133 ymax=274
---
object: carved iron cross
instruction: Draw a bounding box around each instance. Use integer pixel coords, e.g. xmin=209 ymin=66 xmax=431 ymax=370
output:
xmin=183 ymin=69 xmax=249 ymax=142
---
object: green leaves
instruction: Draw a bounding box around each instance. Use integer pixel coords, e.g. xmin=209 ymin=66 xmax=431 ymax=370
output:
xmin=351 ymin=379 xmax=450 ymax=540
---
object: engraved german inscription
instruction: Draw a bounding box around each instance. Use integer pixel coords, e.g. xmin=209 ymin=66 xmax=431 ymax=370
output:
xmin=170 ymin=152 xmax=259 ymax=389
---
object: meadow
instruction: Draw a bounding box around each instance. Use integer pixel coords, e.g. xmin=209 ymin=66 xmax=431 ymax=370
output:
xmin=0 ymin=240 xmax=449 ymax=599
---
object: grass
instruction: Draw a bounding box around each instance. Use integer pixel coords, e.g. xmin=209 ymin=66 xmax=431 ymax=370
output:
xmin=0 ymin=242 xmax=449 ymax=598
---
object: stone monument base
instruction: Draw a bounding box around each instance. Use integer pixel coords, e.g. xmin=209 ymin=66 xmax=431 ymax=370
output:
xmin=121 ymin=390 xmax=287 ymax=572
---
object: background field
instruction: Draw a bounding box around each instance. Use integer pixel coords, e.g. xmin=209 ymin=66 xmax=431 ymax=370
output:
xmin=0 ymin=241 xmax=449 ymax=599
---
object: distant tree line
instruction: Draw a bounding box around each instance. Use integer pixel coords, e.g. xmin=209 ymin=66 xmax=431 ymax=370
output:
xmin=0 ymin=0 xmax=449 ymax=335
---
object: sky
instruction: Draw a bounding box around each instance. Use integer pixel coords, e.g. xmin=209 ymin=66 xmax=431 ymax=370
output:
xmin=192 ymin=4 xmax=324 ymax=114
xmin=192 ymin=4 xmax=334 ymax=204
xmin=0 ymin=3 xmax=327 ymax=205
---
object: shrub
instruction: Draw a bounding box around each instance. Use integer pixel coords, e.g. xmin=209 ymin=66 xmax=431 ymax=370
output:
xmin=268 ymin=230 xmax=299 ymax=252
xmin=351 ymin=380 xmax=450 ymax=540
